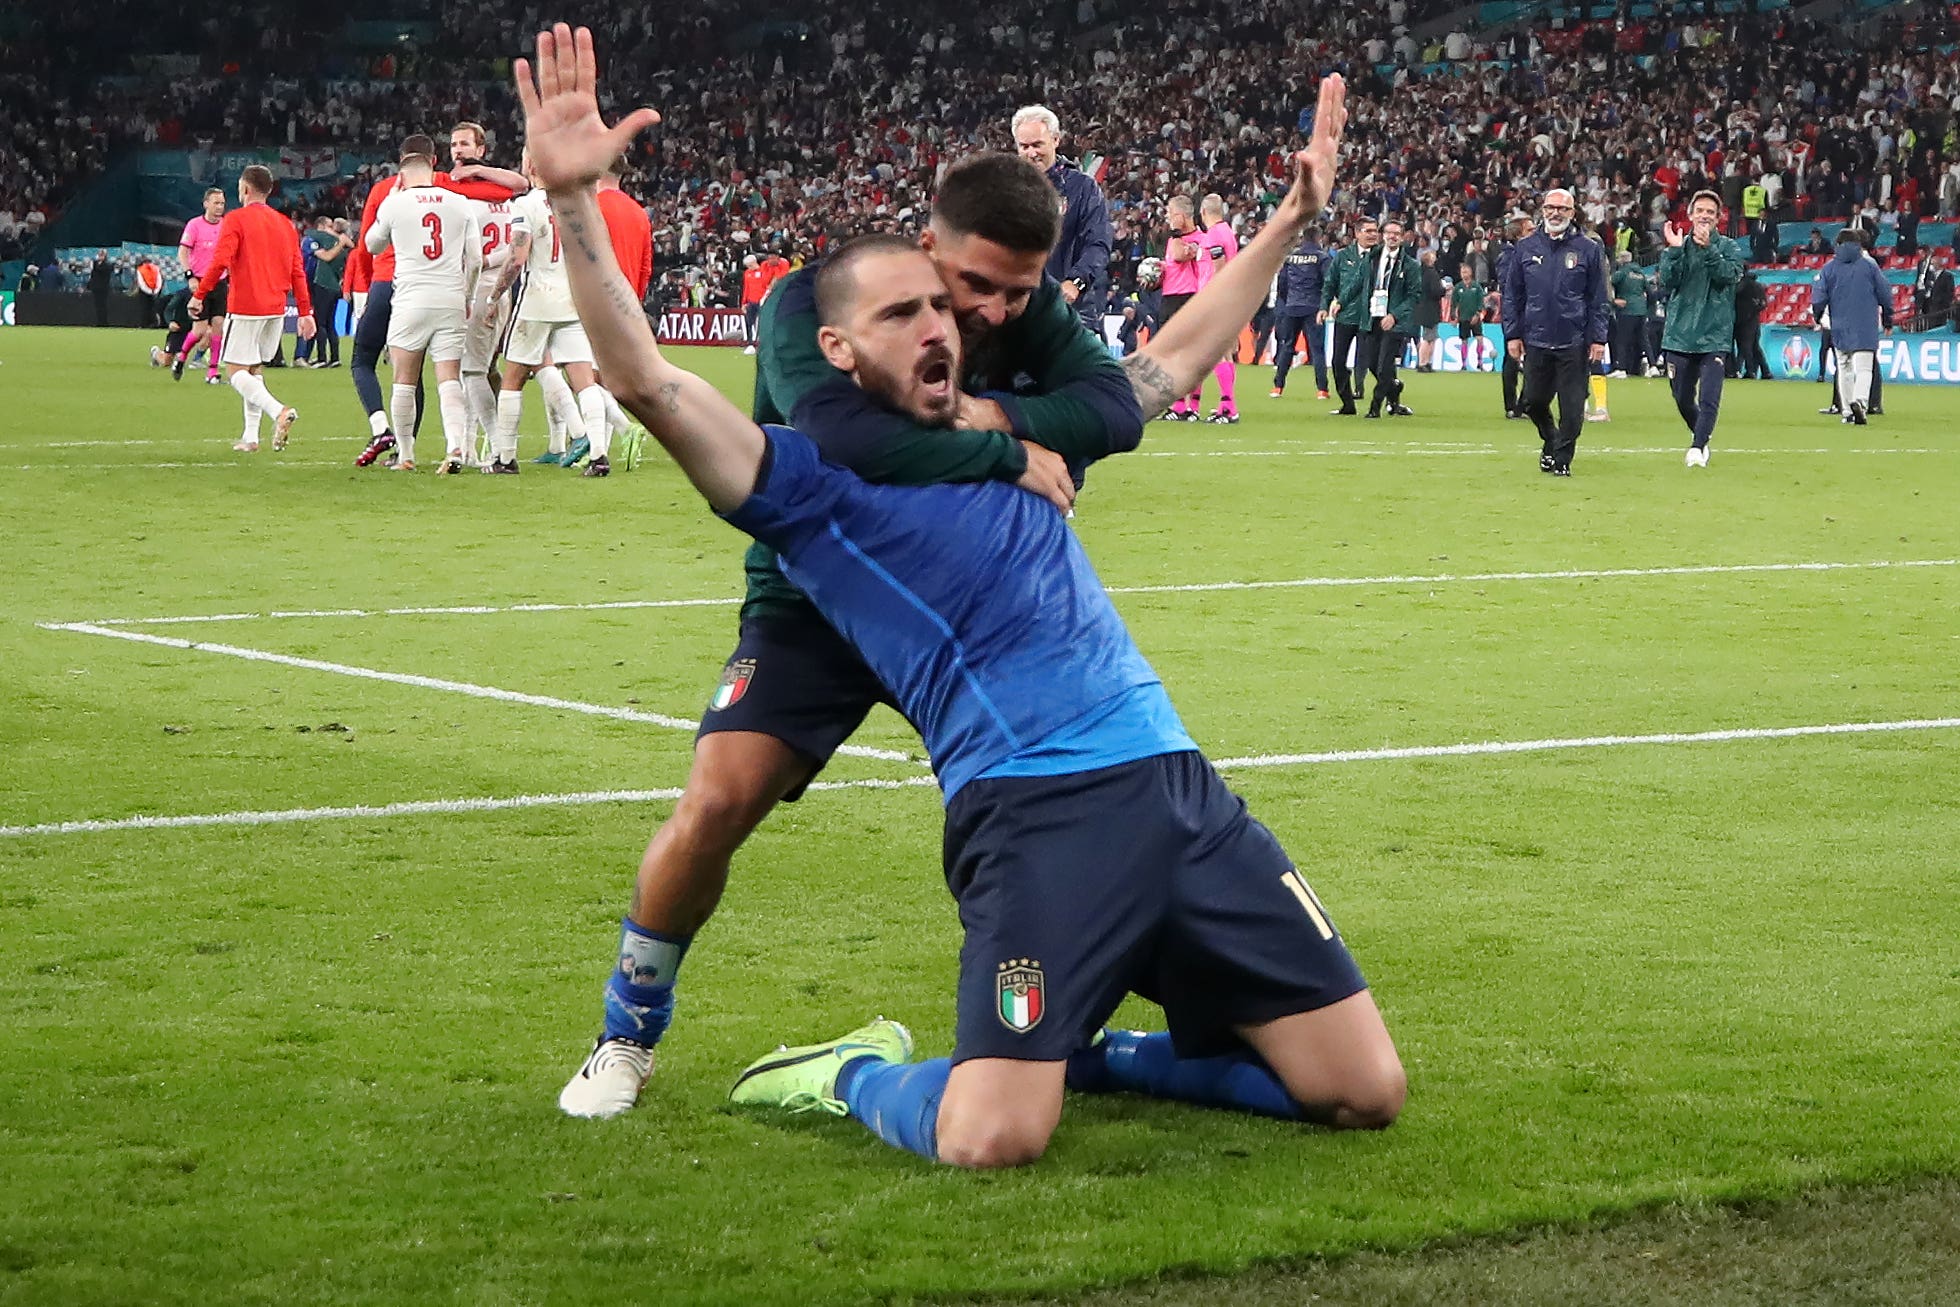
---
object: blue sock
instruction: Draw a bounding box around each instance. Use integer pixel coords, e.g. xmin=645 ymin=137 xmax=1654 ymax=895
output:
xmin=601 ymin=918 xmax=690 ymax=1046
xmin=837 ymin=1057 xmax=948 ymax=1161
xmin=1086 ymin=1031 xmax=1301 ymax=1121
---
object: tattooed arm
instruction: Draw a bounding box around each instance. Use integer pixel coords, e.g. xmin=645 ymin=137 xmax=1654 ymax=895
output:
xmin=1122 ymin=352 xmax=1182 ymax=418
xmin=517 ymin=24 xmax=762 ymax=512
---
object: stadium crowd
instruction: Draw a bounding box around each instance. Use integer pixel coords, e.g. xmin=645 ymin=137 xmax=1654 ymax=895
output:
xmin=8 ymin=0 xmax=1960 ymax=305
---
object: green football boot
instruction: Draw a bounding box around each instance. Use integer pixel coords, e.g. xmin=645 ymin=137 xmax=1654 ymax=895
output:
xmin=729 ymin=1017 xmax=913 ymax=1116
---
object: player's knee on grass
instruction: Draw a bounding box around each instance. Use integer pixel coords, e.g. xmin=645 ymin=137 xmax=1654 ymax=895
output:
xmin=1243 ymin=993 xmax=1407 ymax=1130
xmin=935 ymin=1061 xmax=1065 ymax=1169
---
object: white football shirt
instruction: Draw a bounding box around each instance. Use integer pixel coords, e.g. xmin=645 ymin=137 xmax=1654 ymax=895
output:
xmin=366 ymin=184 xmax=479 ymax=310
xmin=511 ymin=188 xmax=576 ymax=322
xmin=471 ymin=195 xmax=518 ymax=271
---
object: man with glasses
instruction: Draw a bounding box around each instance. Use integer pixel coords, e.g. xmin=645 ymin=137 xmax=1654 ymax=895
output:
xmin=1500 ymin=190 xmax=1609 ymax=476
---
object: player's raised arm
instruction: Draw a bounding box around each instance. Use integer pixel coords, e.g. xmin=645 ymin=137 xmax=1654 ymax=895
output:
xmin=516 ymin=24 xmax=763 ymax=513
xmin=1126 ymin=75 xmax=1345 ymax=415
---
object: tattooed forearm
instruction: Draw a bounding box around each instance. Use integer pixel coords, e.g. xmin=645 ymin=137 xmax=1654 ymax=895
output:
xmin=1124 ymin=353 xmax=1179 ymax=415
xmin=559 ymin=209 xmax=643 ymax=320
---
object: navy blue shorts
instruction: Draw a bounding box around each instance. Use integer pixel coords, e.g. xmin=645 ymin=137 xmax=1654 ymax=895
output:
xmin=942 ymin=750 xmax=1368 ymax=1064
xmin=354 ymin=280 xmax=394 ymax=354
xmin=696 ymin=610 xmax=897 ymax=800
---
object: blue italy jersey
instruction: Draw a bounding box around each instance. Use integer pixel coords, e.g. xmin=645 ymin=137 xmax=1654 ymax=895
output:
xmin=723 ymin=426 xmax=1195 ymax=799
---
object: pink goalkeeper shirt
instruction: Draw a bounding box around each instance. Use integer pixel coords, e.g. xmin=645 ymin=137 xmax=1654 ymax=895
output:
xmin=179 ymin=215 xmax=224 ymax=277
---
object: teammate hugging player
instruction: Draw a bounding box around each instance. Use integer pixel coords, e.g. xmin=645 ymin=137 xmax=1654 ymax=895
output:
xmin=528 ymin=25 xmax=1401 ymax=1170
xmin=363 ymin=135 xmax=482 ymax=474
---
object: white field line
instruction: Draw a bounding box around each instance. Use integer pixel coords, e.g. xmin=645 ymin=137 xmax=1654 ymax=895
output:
xmin=7 ymin=714 xmax=1957 ymax=839
xmin=1132 ymin=446 xmax=1953 ymax=457
xmin=0 ymin=776 xmax=941 ymax=839
xmin=40 ymin=621 xmax=921 ymax=765
xmin=8 ymin=460 xmax=350 ymax=471
xmin=68 ymin=557 xmax=1960 ymax=628
xmin=1211 ymin=716 xmax=1960 ymax=770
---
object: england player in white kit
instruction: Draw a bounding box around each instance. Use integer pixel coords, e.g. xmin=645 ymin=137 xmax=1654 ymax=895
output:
xmin=460 ymin=187 xmax=517 ymax=462
xmin=364 ymin=143 xmax=482 ymax=473
xmin=487 ymin=172 xmax=610 ymax=476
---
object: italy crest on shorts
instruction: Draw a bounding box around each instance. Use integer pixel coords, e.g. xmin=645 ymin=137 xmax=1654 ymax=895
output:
xmin=996 ymin=959 xmax=1045 ymax=1032
xmin=710 ymin=657 xmax=756 ymax=711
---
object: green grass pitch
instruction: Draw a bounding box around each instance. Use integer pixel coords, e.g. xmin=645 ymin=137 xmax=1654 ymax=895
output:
xmin=1 ymin=326 xmax=1957 ymax=1304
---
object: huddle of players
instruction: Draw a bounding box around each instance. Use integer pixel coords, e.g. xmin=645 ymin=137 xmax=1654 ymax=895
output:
xmin=345 ymin=124 xmax=653 ymax=476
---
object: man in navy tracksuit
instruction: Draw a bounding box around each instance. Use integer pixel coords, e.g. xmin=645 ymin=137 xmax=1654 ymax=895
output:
xmin=1501 ymin=189 xmax=1611 ymax=476
xmin=1270 ymin=230 xmax=1329 ymax=397
xmin=1014 ymin=105 xmax=1113 ymax=329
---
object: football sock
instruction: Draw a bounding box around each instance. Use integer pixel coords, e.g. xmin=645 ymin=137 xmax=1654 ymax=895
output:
xmin=367 ymin=409 xmax=390 ymax=439
xmin=578 ymin=385 xmax=611 ymax=459
xmin=390 ymin=384 xmax=419 ymax=463
xmin=602 ymin=917 xmax=689 ymax=1046
xmin=493 ymin=390 xmax=524 ymax=463
xmin=838 ymin=1056 xmax=947 ymax=1161
xmin=537 ymin=365 xmax=582 ymax=449
xmin=436 ymin=379 xmax=469 ymax=458
xmin=234 ymin=390 xmax=262 ymax=445
xmin=231 ymin=370 xmax=282 ymax=420
xmin=463 ymin=374 xmax=497 ymax=445
xmin=1214 ymin=358 xmax=1236 ymax=409
xmin=1184 ymin=388 xmax=1203 ymax=411
xmin=351 ymin=343 xmax=386 ymax=418
xmin=601 ymin=386 xmax=631 ymax=436
xmin=1066 ymin=1030 xmax=1300 ymax=1120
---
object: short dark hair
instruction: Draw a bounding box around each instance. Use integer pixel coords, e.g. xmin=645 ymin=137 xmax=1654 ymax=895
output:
xmin=930 ymin=153 xmax=1059 ymax=255
xmin=203 ymin=186 xmax=224 ymax=200
xmin=239 ymin=165 xmax=275 ymax=195
xmin=400 ymin=134 xmax=438 ymax=163
xmin=814 ymin=233 xmax=923 ymax=326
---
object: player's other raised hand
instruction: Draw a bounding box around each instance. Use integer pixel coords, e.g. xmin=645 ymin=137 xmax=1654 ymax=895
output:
xmin=514 ymin=24 xmax=660 ymax=193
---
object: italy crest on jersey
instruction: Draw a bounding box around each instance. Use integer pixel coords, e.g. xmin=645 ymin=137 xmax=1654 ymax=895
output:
xmin=710 ymin=657 xmax=756 ymax=711
xmin=1563 ymin=249 xmax=1579 ymax=270
xmin=996 ymin=959 xmax=1045 ymax=1032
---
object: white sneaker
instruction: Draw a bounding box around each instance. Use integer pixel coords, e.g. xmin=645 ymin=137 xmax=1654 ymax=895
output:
xmin=559 ymin=1037 xmax=655 ymax=1118
xmin=1586 ymin=409 xmax=1610 ymax=422
xmin=1608 ymin=369 xmax=1626 ymax=379
xmin=742 ymin=344 xmax=757 ymax=355
xmin=1685 ymin=445 xmax=1707 ymax=467
xmin=150 ymin=346 xmax=165 ymax=367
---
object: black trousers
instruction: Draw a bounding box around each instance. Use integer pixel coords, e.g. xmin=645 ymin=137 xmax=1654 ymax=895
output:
xmin=1366 ymin=329 xmax=1406 ymax=413
xmin=1613 ymin=313 xmax=1648 ymax=375
xmin=1731 ymin=319 xmax=1766 ymax=379
xmin=1271 ymin=312 xmax=1325 ymax=392
xmin=1521 ymin=344 xmax=1589 ymax=467
xmin=309 ymin=282 xmax=340 ymax=363
xmin=1499 ymin=334 xmax=1522 ymax=413
xmin=1331 ymin=321 xmax=1365 ymax=404
xmin=1666 ymin=349 xmax=1726 ymax=447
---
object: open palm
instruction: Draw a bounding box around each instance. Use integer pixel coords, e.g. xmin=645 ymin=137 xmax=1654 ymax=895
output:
xmin=1272 ymin=75 xmax=1348 ymax=228
xmin=514 ymin=25 xmax=660 ymax=193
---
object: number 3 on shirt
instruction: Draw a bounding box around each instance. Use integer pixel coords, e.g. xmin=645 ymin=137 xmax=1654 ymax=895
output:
xmin=421 ymin=211 xmax=443 ymax=261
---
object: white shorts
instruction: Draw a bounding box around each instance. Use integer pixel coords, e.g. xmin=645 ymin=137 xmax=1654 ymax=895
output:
xmin=387 ymin=300 xmax=468 ymax=362
xmin=505 ymin=317 xmax=592 ymax=368
xmin=220 ymin=314 xmax=285 ymax=367
xmin=462 ymin=280 xmax=515 ymax=374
